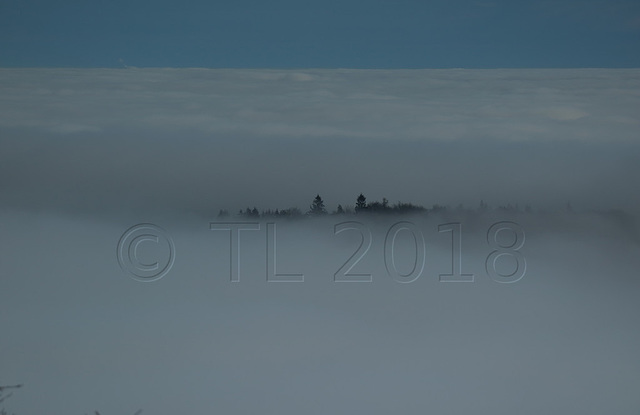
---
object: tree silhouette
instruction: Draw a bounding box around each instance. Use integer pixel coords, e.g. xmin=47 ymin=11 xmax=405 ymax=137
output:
xmin=280 ymin=207 xmax=302 ymax=217
xmin=355 ymin=193 xmax=367 ymax=212
xmin=214 ymin=194 xmax=550 ymax=219
xmin=392 ymin=202 xmax=426 ymax=213
xmin=368 ymin=197 xmax=392 ymax=213
xmin=0 ymin=384 xmax=22 ymax=415
xmin=308 ymin=194 xmax=327 ymax=216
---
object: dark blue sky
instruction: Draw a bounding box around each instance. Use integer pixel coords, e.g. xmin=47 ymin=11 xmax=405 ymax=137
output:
xmin=1 ymin=0 xmax=639 ymax=67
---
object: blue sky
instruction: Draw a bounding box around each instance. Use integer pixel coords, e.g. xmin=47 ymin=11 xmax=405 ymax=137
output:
xmin=1 ymin=0 xmax=639 ymax=67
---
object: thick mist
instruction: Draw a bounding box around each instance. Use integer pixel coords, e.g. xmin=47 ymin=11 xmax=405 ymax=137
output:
xmin=1 ymin=68 xmax=639 ymax=217
xmin=1 ymin=69 xmax=639 ymax=414
xmin=1 ymin=211 xmax=639 ymax=414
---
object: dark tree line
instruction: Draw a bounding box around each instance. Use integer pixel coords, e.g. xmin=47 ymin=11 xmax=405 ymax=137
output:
xmin=0 ymin=384 xmax=22 ymax=415
xmin=216 ymin=193 xmax=555 ymax=219
xmin=218 ymin=193 xmax=447 ymax=218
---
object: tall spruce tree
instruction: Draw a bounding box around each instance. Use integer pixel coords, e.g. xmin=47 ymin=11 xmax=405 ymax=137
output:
xmin=355 ymin=193 xmax=367 ymax=212
xmin=308 ymin=194 xmax=327 ymax=215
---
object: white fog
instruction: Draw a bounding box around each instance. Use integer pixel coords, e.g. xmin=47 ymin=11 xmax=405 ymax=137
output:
xmin=1 ymin=69 xmax=639 ymax=414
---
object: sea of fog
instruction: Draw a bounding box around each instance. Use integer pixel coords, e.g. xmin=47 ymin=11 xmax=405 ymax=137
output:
xmin=1 ymin=210 xmax=639 ymax=414
xmin=1 ymin=68 xmax=639 ymax=414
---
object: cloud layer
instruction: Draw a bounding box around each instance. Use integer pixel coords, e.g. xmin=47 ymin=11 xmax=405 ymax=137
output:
xmin=1 ymin=69 xmax=639 ymax=216
xmin=1 ymin=69 xmax=639 ymax=414
xmin=2 ymin=68 xmax=639 ymax=141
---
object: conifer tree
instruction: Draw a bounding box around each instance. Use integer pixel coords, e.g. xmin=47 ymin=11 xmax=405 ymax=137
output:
xmin=355 ymin=193 xmax=367 ymax=212
xmin=308 ymin=194 xmax=327 ymax=215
